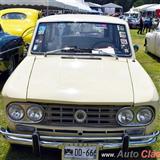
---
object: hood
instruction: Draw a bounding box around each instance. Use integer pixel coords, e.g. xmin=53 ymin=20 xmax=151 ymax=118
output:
xmin=27 ymin=56 xmax=134 ymax=105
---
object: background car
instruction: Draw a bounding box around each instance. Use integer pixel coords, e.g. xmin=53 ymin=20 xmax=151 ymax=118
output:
xmin=145 ymin=23 xmax=160 ymax=58
xmin=0 ymin=27 xmax=24 ymax=74
xmin=127 ymin=17 xmax=140 ymax=29
xmin=0 ymin=8 xmax=42 ymax=44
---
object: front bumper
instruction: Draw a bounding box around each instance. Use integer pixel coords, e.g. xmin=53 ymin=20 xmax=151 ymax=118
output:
xmin=0 ymin=127 xmax=159 ymax=150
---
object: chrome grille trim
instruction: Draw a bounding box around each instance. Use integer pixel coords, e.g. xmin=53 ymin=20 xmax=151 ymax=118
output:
xmin=42 ymin=104 xmax=123 ymax=127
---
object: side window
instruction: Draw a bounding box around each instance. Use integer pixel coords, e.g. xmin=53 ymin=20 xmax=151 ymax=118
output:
xmin=2 ymin=13 xmax=26 ymax=20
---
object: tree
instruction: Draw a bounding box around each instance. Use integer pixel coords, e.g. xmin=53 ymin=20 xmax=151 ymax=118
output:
xmin=133 ymin=0 xmax=144 ymax=7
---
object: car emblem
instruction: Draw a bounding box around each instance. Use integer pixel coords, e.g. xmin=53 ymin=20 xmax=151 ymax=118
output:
xmin=74 ymin=110 xmax=87 ymax=123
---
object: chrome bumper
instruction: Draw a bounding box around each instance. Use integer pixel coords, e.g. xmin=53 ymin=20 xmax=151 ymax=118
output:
xmin=0 ymin=127 xmax=159 ymax=149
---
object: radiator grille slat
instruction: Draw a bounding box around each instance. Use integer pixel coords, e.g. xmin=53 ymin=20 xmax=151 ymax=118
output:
xmin=43 ymin=104 xmax=122 ymax=127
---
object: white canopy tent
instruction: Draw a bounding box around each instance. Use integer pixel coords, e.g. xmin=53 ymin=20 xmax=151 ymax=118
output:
xmin=0 ymin=0 xmax=48 ymax=6
xmin=102 ymin=3 xmax=123 ymax=9
xmin=102 ymin=3 xmax=123 ymax=15
xmin=87 ymin=2 xmax=101 ymax=8
xmin=133 ymin=4 xmax=157 ymax=12
xmin=56 ymin=0 xmax=92 ymax=12
xmin=126 ymin=7 xmax=139 ymax=14
xmin=0 ymin=0 xmax=92 ymax=12
xmin=86 ymin=2 xmax=102 ymax=13
xmin=145 ymin=4 xmax=160 ymax=12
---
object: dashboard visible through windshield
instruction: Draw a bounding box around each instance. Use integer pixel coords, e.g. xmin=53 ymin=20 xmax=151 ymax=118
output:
xmin=32 ymin=22 xmax=131 ymax=57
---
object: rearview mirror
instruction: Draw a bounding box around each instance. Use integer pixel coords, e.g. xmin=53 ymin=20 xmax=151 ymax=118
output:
xmin=133 ymin=44 xmax=139 ymax=53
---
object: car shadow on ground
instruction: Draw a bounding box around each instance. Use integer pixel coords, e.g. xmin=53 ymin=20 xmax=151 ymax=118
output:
xmin=5 ymin=145 xmax=61 ymax=160
xmin=5 ymin=146 xmax=157 ymax=160
xmin=146 ymin=52 xmax=160 ymax=63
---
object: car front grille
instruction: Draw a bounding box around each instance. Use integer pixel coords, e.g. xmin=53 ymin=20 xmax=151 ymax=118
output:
xmin=42 ymin=104 xmax=122 ymax=128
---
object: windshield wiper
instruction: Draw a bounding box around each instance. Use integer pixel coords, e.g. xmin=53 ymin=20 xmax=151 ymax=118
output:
xmin=44 ymin=47 xmax=76 ymax=57
xmin=92 ymin=49 xmax=118 ymax=60
xmin=36 ymin=46 xmax=118 ymax=59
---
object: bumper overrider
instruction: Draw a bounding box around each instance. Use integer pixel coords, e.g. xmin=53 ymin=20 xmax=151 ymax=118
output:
xmin=0 ymin=127 xmax=160 ymax=152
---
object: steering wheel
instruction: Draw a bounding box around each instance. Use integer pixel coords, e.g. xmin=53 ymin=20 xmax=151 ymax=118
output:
xmin=92 ymin=41 xmax=113 ymax=49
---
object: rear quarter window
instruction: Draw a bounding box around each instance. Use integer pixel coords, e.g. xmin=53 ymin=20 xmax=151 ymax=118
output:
xmin=2 ymin=13 xmax=27 ymax=20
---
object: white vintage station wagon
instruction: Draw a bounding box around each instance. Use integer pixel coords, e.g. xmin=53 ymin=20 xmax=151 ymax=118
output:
xmin=0 ymin=14 xmax=160 ymax=160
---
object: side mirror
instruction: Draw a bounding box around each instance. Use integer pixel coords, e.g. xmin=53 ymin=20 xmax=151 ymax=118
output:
xmin=133 ymin=44 xmax=139 ymax=53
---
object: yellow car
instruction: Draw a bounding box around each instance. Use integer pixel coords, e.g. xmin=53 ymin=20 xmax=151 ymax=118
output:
xmin=0 ymin=8 xmax=42 ymax=44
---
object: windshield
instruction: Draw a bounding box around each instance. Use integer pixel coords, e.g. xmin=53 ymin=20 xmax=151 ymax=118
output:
xmin=32 ymin=22 xmax=131 ymax=56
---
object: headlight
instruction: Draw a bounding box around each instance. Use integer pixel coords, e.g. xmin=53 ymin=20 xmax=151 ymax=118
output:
xmin=27 ymin=105 xmax=44 ymax=122
xmin=8 ymin=104 xmax=24 ymax=121
xmin=117 ymin=108 xmax=134 ymax=125
xmin=137 ymin=108 xmax=153 ymax=124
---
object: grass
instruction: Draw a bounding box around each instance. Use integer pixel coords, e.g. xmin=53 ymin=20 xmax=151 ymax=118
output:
xmin=131 ymin=29 xmax=160 ymax=153
xmin=0 ymin=29 xmax=160 ymax=160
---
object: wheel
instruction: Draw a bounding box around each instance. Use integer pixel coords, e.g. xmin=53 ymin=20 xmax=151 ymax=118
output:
xmin=8 ymin=56 xmax=16 ymax=75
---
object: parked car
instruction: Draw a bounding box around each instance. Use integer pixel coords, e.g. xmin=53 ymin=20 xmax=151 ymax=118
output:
xmin=127 ymin=17 xmax=140 ymax=29
xmin=0 ymin=14 xmax=160 ymax=159
xmin=0 ymin=28 xmax=24 ymax=74
xmin=145 ymin=23 xmax=160 ymax=58
xmin=0 ymin=8 xmax=42 ymax=44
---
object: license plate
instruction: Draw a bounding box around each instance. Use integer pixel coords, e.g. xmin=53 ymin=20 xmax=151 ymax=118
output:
xmin=63 ymin=146 xmax=97 ymax=160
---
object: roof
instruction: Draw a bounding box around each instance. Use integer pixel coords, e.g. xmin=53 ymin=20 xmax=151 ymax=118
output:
xmin=102 ymin=3 xmax=123 ymax=9
xmin=38 ymin=14 xmax=127 ymax=25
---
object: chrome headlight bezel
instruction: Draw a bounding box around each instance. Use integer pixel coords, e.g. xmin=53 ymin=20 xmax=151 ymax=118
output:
xmin=7 ymin=103 xmax=25 ymax=121
xmin=136 ymin=108 xmax=154 ymax=125
xmin=116 ymin=106 xmax=155 ymax=126
xmin=7 ymin=103 xmax=45 ymax=123
xmin=26 ymin=105 xmax=45 ymax=122
xmin=116 ymin=108 xmax=134 ymax=125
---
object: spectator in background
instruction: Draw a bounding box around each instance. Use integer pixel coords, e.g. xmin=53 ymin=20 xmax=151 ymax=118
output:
xmin=148 ymin=17 xmax=153 ymax=32
xmin=152 ymin=16 xmax=160 ymax=30
xmin=137 ymin=16 xmax=143 ymax=35
xmin=143 ymin=17 xmax=148 ymax=33
xmin=143 ymin=16 xmax=153 ymax=33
